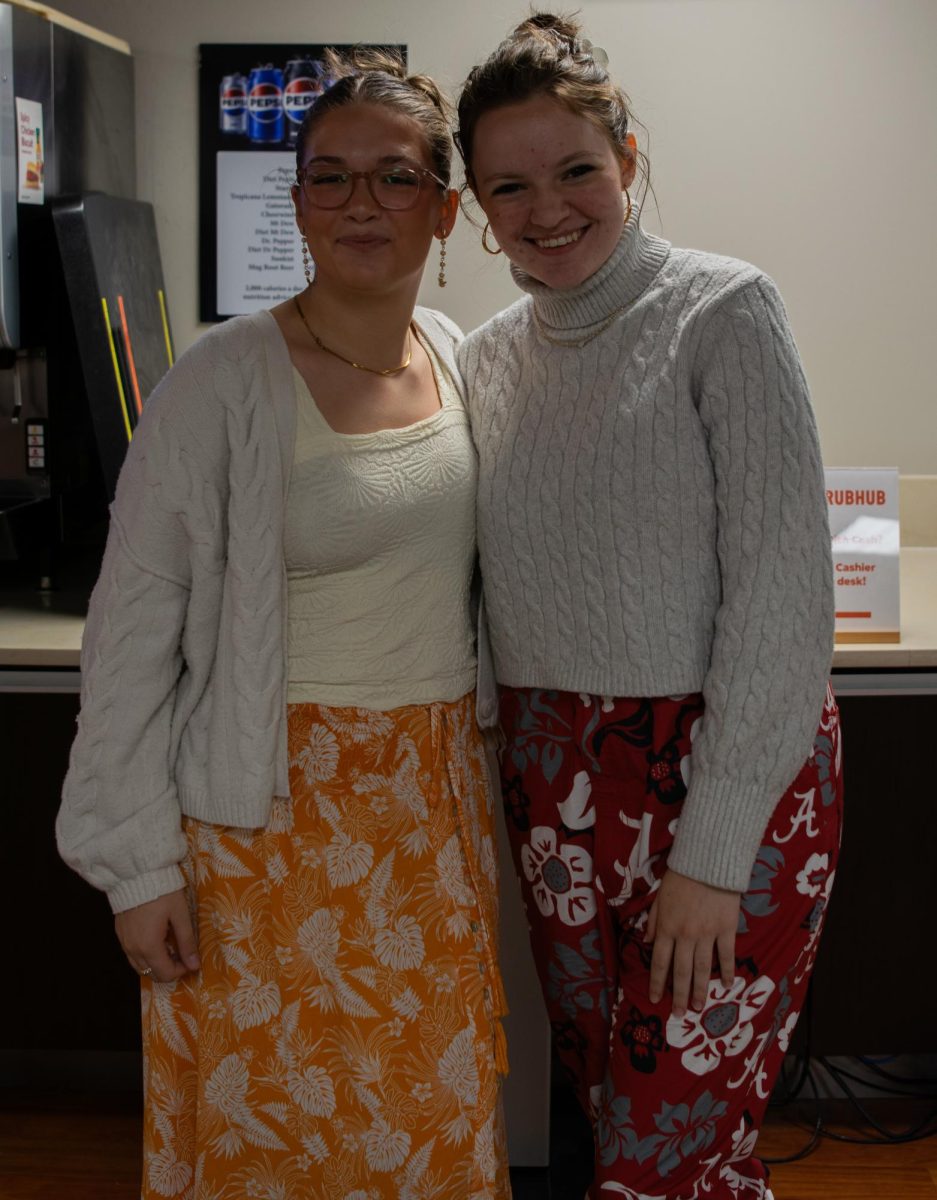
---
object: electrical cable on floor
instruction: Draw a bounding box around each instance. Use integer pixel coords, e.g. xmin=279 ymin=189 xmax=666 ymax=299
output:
xmin=758 ymin=1060 xmax=935 ymax=1161
xmin=762 ymin=983 xmax=937 ymax=1164
xmin=763 ymin=1051 xmax=823 ymax=1165
xmin=857 ymin=1056 xmax=937 ymax=1088
xmin=819 ymin=1060 xmax=937 ymax=1099
xmin=768 ymin=1042 xmax=812 ymax=1108
xmin=815 ymin=1057 xmax=937 ymax=1144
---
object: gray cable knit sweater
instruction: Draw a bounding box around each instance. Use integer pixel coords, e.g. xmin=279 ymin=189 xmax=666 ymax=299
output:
xmin=457 ymin=221 xmax=834 ymax=893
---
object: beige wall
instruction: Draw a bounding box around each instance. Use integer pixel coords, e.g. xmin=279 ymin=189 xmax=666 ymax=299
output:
xmin=49 ymin=0 xmax=937 ymax=473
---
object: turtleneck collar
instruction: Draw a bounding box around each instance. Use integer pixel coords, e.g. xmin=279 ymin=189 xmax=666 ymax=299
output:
xmin=510 ymin=216 xmax=671 ymax=334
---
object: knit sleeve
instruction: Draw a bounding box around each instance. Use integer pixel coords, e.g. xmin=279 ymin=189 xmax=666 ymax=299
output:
xmin=666 ymin=275 xmax=834 ymax=893
xmin=56 ymin=350 xmax=228 ymax=914
xmin=417 ymin=304 xmax=464 ymax=348
xmin=455 ymin=326 xmax=491 ymax=428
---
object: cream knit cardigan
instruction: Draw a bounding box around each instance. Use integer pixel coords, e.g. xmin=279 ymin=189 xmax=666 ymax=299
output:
xmin=56 ymin=306 xmax=488 ymax=914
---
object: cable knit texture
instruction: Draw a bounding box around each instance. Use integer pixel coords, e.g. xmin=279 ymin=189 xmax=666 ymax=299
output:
xmin=458 ymin=221 xmax=834 ymax=892
xmin=57 ymin=306 xmax=479 ymax=914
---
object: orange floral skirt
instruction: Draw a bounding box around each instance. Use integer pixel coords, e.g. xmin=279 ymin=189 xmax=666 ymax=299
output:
xmin=141 ymin=693 xmax=510 ymax=1199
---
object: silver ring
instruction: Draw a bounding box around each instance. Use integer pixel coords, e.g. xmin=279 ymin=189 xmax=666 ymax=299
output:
xmin=139 ymin=967 xmax=153 ymax=977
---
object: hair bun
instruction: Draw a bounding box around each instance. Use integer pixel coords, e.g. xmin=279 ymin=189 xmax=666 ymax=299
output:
xmin=321 ymin=45 xmax=407 ymax=82
xmin=512 ymin=12 xmax=583 ymax=47
xmin=319 ymin=47 xmax=450 ymax=117
xmin=296 ymin=46 xmax=453 ymax=187
xmin=406 ymin=72 xmax=453 ymax=120
xmin=455 ymin=10 xmax=637 ymax=192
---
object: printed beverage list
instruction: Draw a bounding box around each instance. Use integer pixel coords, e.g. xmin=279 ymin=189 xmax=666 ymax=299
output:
xmin=216 ymin=151 xmax=306 ymax=315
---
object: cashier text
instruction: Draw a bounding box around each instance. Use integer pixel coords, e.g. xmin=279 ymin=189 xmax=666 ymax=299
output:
xmin=835 ymin=562 xmax=876 ymax=587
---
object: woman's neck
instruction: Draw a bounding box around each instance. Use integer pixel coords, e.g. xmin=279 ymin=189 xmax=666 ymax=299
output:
xmin=511 ymin=217 xmax=671 ymax=334
xmin=298 ymin=278 xmax=419 ymax=365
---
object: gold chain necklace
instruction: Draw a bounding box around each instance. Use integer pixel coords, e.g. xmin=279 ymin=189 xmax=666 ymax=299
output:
xmin=293 ymin=296 xmax=412 ymax=376
xmin=531 ymin=299 xmax=632 ymax=349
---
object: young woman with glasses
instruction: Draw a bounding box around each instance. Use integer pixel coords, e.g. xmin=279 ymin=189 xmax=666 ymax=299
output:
xmin=455 ymin=14 xmax=843 ymax=1199
xmin=58 ymin=48 xmax=510 ymax=1199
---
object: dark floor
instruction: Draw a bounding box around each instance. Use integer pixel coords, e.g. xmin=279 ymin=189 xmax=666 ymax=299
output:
xmin=509 ymin=1166 xmax=553 ymax=1199
xmin=2 ymin=1083 xmax=936 ymax=1200
xmin=3 ymin=1063 xmax=936 ymax=1200
xmin=511 ymin=1068 xmax=593 ymax=1200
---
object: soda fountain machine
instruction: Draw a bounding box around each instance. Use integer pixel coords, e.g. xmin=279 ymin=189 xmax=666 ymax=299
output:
xmin=0 ymin=1 xmax=172 ymax=589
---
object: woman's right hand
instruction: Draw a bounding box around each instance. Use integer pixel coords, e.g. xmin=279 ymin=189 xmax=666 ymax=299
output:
xmin=114 ymin=888 xmax=200 ymax=983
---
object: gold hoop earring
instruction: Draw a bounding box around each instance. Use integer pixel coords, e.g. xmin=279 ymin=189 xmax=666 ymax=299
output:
xmin=481 ymin=223 xmax=502 ymax=256
xmin=623 ymin=189 xmax=633 ymax=228
xmin=437 ymin=235 xmax=447 ymax=288
xmin=301 ymin=234 xmax=313 ymax=285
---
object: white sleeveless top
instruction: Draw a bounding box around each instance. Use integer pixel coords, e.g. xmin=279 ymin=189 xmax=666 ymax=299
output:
xmin=284 ymin=333 xmax=477 ymax=708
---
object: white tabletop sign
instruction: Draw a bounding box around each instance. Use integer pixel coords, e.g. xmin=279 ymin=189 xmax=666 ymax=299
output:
xmin=825 ymin=468 xmax=900 ymax=643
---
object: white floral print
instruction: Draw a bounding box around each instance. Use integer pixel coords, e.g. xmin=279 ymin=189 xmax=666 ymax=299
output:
xmin=777 ymin=1011 xmax=799 ymax=1053
xmin=374 ymin=914 xmax=425 ymax=970
xmin=680 ymin=716 xmax=702 ymax=788
xmin=715 ymin=1117 xmax=767 ymax=1197
xmin=147 ymin=1147 xmax=192 ymax=1197
xmin=521 ymin=826 xmax=596 ymax=926
xmin=795 ymin=851 xmax=829 ymax=898
xmin=557 ymin=770 xmax=595 ymax=830
xmin=666 ymin=975 xmax=776 ymax=1076
xmin=293 ymin=722 xmax=339 ymax=783
xmin=324 ymin=830 xmax=374 ymax=888
xmin=363 ymin=1119 xmax=410 ymax=1171
xmin=143 ymin=696 xmax=510 ymax=1199
xmin=231 ymin=977 xmax=281 ymax=1030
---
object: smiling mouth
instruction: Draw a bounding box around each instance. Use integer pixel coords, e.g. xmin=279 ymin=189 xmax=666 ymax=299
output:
xmin=531 ymin=228 xmax=585 ymax=249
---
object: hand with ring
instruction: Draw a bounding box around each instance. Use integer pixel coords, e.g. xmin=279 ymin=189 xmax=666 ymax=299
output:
xmin=115 ymin=888 xmax=200 ymax=983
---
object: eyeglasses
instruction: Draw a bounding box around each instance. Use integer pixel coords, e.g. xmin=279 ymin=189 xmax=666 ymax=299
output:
xmin=296 ymin=165 xmax=446 ymax=211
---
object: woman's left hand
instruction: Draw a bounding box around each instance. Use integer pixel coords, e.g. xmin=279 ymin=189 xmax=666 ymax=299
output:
xmin=645 ymin=868 xmax=741 ymax=1017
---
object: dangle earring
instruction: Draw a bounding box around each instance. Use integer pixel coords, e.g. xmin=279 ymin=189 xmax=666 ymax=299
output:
xmin=481 ymin=222 xmax=502 ymax=256
xmin=301 ymin=233 xmax=313 ymax=285
xmin=437 ymin=235 xmax=447 ymax=287
xmin=623 ymin=189 xmax=633 ymax=227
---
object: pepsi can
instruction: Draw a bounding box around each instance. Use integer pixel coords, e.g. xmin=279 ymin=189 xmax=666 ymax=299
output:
xmin=283 ymin=59 xmax=323 ymax=144
xmin=219 ymin=73 xmax=248 ymax=134
xmin=248 ymin=65 xmax=285 ymax=143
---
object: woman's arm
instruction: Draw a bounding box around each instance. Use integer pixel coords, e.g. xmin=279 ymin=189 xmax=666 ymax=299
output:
xmin=56 ymin=350 xmax=227 ymax=916
xmin=56 ymin=512 xmax=191 ymax=912
xmin=648 ymin=274 xmax=833 ymax=1012
xmin=670 ymin=273 xmax=833 ymax=893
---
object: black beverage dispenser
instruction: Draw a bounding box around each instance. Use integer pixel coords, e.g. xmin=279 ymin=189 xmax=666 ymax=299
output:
xmin=0 ymin=1 xmax=171 ymax=587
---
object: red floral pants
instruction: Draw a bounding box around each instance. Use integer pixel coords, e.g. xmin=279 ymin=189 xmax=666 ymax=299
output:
xmin=499 ymin=685 xmax=843 ymax=1199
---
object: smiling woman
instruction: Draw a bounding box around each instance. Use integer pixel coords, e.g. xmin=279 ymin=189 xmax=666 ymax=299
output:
xmin=455 ymin=12 xmax=842 ymax=1200
xmin=469 ymin=94 xmax=634 ymax=290
xmin=57 ymin=45 xmax=510 ymax=1200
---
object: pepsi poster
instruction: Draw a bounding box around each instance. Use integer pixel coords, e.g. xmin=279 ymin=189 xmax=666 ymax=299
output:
xmin=199 ymin=43 xmax=405 ymax=322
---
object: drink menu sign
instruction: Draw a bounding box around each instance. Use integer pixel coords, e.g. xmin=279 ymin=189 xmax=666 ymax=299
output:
xmin=825 ymin=467 xmax=900 ymax=643
xmin=199 ymin=43 xmax=405 ymax=321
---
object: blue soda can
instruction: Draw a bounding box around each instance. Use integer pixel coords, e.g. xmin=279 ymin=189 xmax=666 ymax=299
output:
xmin=247 ymin=65 xmax=284 ymax=143
xmin=283 ymin=59 xmax=323 ymax=144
